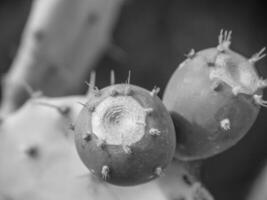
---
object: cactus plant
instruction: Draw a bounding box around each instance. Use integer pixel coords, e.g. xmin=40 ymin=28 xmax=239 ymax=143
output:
xmin=0 ymin=93 xmax=213 ymax=200
xmin=74 ymin=79 xmax=176 ymax=186
xmin=3 ymin=0 xmax=266 ymax=199
xmin=163 ymin=30 xmax=266 ymax=161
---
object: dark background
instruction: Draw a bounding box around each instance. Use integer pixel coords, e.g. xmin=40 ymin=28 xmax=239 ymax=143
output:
xmin=0 ymin=0 xmax=267 ymax=199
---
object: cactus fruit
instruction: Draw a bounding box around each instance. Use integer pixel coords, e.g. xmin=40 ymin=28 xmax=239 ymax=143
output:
xmin=163 ymin=30 xmax=266 ymax=161
xmin=74 ymin=82 xmax=176 ymax=186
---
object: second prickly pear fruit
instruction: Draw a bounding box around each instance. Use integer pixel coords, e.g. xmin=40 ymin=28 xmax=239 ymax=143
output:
xmin=163 ymin=30 xmax=266 ymax=161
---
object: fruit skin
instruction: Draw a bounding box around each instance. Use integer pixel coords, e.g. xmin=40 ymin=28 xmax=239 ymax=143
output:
xmin=163 ymin=31 xmax=265 ymax=161
xmin=74 ymin=83 xmax=176 ymax=186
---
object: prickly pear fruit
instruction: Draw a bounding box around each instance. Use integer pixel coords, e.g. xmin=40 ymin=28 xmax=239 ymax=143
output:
xmin=163 ymin=30 xmax=266 ymax=161
xmin=74 ymin=83 xmax=176 ymax=186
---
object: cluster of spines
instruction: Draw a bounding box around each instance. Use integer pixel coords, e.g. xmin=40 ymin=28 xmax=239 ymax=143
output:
xmin=218 ymin=30 xmax=267 ymax=107
xmin=182 ymin=30 xmax=267 ymax=132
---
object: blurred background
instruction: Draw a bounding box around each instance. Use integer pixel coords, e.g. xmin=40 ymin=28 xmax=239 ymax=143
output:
xmin=0 ymin=0 xmax=267 ymax=199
